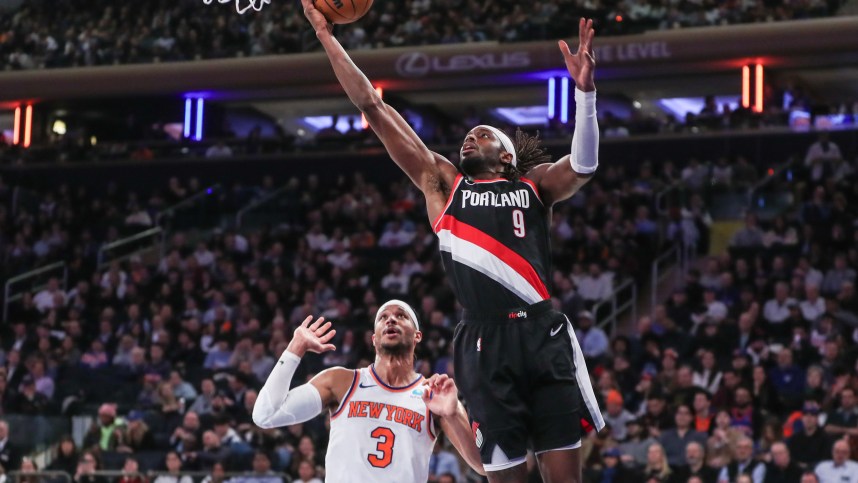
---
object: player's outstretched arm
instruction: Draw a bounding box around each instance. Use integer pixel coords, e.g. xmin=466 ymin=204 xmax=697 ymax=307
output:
xmin=423 ymin=374 xmax=486 ymax=476
xmin=301 ymin=0 xmax=457 ymax=200
xmin=528 ymin=18 xmax=599 ymax=206
xmin=253 ymin=316 xmax=351 ymax=428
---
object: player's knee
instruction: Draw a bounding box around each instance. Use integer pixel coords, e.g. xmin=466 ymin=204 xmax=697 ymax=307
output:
xmin=485 ymin=465 xmax=528 ymax=483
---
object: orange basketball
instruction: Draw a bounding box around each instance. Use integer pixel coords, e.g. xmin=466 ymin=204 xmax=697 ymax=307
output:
xmin=314 ymin=0 xmax=373 ymax=24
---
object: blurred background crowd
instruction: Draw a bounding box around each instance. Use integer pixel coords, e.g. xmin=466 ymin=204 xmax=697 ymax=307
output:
xmin=0 ymin=0 xmax=857 ymax=483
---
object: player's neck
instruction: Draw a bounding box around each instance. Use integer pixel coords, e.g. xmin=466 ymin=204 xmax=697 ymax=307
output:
xmin=469 ymin=170 xmax=504 ymax=181
xmin=373 ymin=355 xmax=417 ymax=387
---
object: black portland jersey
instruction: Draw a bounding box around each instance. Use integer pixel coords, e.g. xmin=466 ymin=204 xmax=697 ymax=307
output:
xmin=433 ymin=174 xmax=551 ymax=312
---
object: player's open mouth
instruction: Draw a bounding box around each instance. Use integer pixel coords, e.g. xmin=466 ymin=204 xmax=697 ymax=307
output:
xmin=461 ymin=144 xmax=476 ymax=154
xmin=384 ymin=327 xmax=400 ymax=336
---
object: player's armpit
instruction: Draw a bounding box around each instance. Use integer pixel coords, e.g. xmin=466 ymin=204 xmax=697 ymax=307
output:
xmin=309 ymin=367 xmax=357 ymax=411
xmin=527 ymin=156 xmax=594 ymax=206
xmin=438 ymin=403 xmax=486 ymax=476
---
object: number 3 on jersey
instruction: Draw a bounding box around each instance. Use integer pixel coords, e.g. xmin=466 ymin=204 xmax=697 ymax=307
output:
xmin=367 ymin=427 xmax=395 ymax=468
xmin=512 ymin=209 xmax=526 ymax=238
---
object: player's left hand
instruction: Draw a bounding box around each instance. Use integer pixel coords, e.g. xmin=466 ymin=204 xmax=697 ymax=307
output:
xmin=422 ymin=374 xmax=459 ymax=418
xmin=558 ymin=18 xmax=596 ymax=92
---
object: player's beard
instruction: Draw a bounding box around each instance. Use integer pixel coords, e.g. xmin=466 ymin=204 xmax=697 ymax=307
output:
xmin=460 ymin=153 xmax=497 ymax=177
xmin=376 ymin=334 xmax=415 ymax=358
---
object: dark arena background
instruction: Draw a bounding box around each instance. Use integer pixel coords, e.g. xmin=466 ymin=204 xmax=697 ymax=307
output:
xmin=2 ymin=0 xmax=858 ymax=482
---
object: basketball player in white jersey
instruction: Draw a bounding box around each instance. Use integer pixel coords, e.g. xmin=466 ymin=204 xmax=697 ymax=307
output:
xmin=252 ymin=300 xmax=484 ymax=482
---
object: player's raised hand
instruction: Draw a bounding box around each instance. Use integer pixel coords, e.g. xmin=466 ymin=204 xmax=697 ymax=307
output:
xmin=558 ymin=18 xmax=596 ymax=92
xmin=301 ymin=0 xmax=332 ymax=35
xmin=287 ymin=315 xmax=336 ymax=357
xmin=423 ymin=374 xmax=459 ymax=418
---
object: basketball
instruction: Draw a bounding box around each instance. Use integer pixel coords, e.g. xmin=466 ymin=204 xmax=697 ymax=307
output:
xmin=314 ymin=0 xmax=373 ymax=24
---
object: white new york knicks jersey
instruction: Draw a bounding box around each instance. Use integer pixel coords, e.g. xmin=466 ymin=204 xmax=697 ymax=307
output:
xmin=324 ymin=366 xmax=436 ymax=482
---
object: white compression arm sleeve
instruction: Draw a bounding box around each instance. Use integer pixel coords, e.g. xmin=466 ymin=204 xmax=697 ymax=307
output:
xmin=252 ymin=350 xmax=323 ymax=429
xmin=569 ymin=88 xmax=599 ymax=174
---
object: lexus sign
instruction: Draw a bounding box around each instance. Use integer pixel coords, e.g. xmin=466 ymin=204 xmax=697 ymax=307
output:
xmin=395 ymin=51 xmax=531 ymax=78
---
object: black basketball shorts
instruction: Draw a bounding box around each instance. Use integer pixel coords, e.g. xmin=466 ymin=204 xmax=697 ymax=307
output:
xmin=453 ymin=300 xmax=596 ymax=469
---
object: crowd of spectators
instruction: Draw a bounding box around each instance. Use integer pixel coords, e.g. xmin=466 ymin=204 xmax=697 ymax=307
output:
xmin=1 ymin=133 xmax=855 ymax=481
xmin=570 ymin=137 xmax=858 ymax=482
xmin=0 ymin=0 xmax=845 ymax=71
xmin=0 ymin=154 xmax=673 ymax=482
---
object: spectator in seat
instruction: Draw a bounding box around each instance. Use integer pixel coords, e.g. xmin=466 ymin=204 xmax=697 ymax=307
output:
xmin=84 ymin=403 xmax=125 ymax=452
xmin=596 ymin=447 xmax=639 ymax=482
xmin=691 ymin=288 xmax=729 ymax=328
xmin=643 ymin=443 xmax=674 ymax=483
xmin=189 ymin=379 xmax=217 ymax=415
xmin=48 ymin=436 xmax=79 ymax=476
xmin=769 ymin=349 xmax=805 ymax=411
xmin=74 ymin=451 xmax=107 ymax=483
xmin=603 ymin=390 xmax=635 ymax=442
xmin=118 ymin=457 xmax=147 ymax=483
xmin=619 ymin=418 xmax=656 ymax=468
xmin=170 ymin=411 xmax=202 ymax=453
xmin=677 ymin=441 xmax=718 ymax=483
xmin=152 ymin=451 xmax=192 ymax=483
xmin=764 ymin=442 xmax=802 ymax=483
xmin=813 ymin=439 xmax=857 ymax=483
xmin=33 ymin=277 xmax=65 ymax=314
xmin=379 ymin=261 xmax=410 ymax=297
xmin=0 ymin=420 xmax=21 ymax=471
xmin=575 ymin=310 xmax=609 ymax=365
xmin=821 ymin=254 xmax=856 ymax=297
xmin=294 ymin=460 xmax=322 ymax=483
xmin=803 ymin=132 xmax=842 ymax=185
xmin=730 ymin=213 xmax=764 ymax=249
xmin=227 ymin=451 xmax=283 ymax=483
xmin=717 ymin=436 xmax=766 ymax=483
xmin=12 ymin=375 xmax=50 ymax=415
xmin=787 ymin=401 xmax=832 ymax=469
xmin=19 ymin=457 xmax=41 ymax=483
xmin=824 ymin=387 xmax=858 ymax=439
xmin=117 ymin=410 xmax=154 ymax=453
xmin=578 ymin=263 xmax=614 ymax=305
xmin=169 ymin=371 xmax=198 ymax=402
xmin=189 ymin=430 xmax=231 ymax=471
xmin=660 ymin=404 xmax=708 ymax=467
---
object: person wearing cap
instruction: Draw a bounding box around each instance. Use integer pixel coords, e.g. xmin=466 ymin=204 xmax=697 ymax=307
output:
xmin=11 ymin=374 xmax=49 ymax=415
xmin=603 ymin=390 xmax=635 ymax=441
xmin=117 ymin=410 xmax=154 ymax=453
xmin=787 ymin=400 xmax=833 ymax=469
xmin=302 ymin=1 xmax=603 ymax=480
xmin=83 ymin=403 xmax=125 ymax=452
xmin=253 ymin=301 xmax=484 ymax=482
xmin=596 ymin=447 xmax=640 ymax=482
xmin=576 ymin=310 xmax=609 ymax=364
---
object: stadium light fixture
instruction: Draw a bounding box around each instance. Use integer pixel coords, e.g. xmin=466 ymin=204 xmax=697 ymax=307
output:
xmin=13 ymin=106 xmax=20 ymax=145
xmin=23 ymin=105 xmax=32 ymax=148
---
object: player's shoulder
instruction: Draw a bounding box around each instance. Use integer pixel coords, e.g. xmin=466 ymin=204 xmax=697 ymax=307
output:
xmin=316 ymin=366 xmax=359 ymax=390
xmin=521 ymin=162 xmax=553 ymax=184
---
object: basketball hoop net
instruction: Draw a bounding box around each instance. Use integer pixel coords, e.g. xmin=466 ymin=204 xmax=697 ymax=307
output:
xmin=202 ymin=0 xmax=271 ymax=15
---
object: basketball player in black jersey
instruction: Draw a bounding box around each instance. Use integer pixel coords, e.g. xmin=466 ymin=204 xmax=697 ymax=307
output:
xmin=303 ymin=1 xmax=604 ymax=481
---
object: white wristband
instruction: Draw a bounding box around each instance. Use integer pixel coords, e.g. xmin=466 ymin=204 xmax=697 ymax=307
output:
xmin=570 ymin=88 xmax=599 ymax=175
